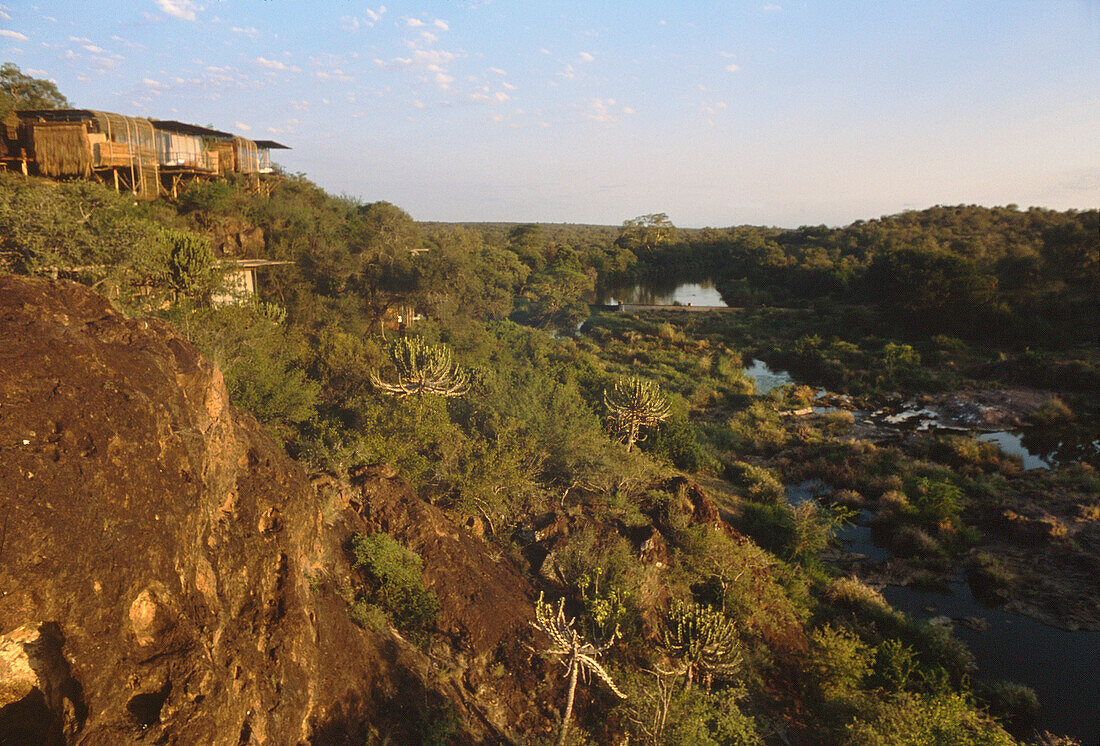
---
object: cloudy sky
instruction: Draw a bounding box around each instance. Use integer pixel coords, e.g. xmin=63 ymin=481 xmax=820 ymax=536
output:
xmin=2 ymin=1 xmax=1097 ymax=227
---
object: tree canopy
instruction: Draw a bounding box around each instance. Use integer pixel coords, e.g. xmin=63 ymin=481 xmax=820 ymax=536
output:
xmin=0 ymin=63 xmax=69 ymax=119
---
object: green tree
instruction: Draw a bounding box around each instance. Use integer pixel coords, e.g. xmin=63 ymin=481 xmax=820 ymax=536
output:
xmin=166 ymin=230 xmax=219 ymax=301
xmin=617 ymin=213 xmax=676 ymax=258
xmin=604 ymin=376 xmax=671 ymax=451
xmin=370 ymin=336 xmax=470 ymax=399
xmin=0 ymin=63 xmax=69 ymax=119
xmin=660 ymin=599 xmax=742 ymax=691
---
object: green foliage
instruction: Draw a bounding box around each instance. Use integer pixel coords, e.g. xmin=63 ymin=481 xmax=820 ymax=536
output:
xmin=806 ymin=622 xmax=873 ymax=701
xmin=166 ymin=230 xmax=219 ymax=300
xmin=370 ymin=336 xmax=470 ymax=399
xmin=972 ymin=679 xmax=1039 ymax=737
xmin=661 ymin=688 xmax=760 ymax=746
xmin=167 ymin=301 xmax=319 ymax=442
xmin=0 ymin=62 xmax=68 ymax=118
xmin=351 ymin=532 xmax=440 ymax=631
xmin=661 ymin=599 xmax=742 ymax=689
xmin=0 ymin=174 xmax=176 ymax=311
xmin=907 ymin=476 xmax=964 ymax=530
xmin=844 ymin=691 xmax=1015 ymax=745
xmin=604 ymin=376 xmax=672 ymax=451
xmin=518 ymin=251 xmax=595 ymax=331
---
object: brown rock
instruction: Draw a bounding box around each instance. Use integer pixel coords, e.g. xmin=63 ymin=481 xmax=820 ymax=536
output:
xmin=0 ymin=277 xmax=550 ymax=744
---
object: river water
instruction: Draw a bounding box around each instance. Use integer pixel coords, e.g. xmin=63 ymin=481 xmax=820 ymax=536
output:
xmin=595 ymin=278 xmax=728 ymax=307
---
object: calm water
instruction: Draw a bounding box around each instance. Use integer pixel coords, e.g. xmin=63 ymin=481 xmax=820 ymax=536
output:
xmin=977 ymin=431 xmax=1052 ymax=470
xmin=596 ymin=278 xmax=728 ymax=307
xmin=742 ymin=359 xmax=794 ymax=394
xmin=882 ymin=583 xmax=1100 ymax=743
xmin=787 ymin=480 xmax=1100 ymax=743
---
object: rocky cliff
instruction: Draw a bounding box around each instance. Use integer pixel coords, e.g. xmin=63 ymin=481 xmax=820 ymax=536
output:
xmin=0 ymin=276 xmax=552 ymax=744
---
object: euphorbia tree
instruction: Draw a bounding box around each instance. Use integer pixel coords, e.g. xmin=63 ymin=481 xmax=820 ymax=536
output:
xmin=532 ymin=593 xmax=626 ymax=746
xmin=369 ymin=336 xmax=469 ymax=399
xmin=603 ymin=376 xmax=671 ymax=451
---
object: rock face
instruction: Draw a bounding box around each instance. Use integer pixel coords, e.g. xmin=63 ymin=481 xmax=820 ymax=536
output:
xmin=0 ymin=276 xmax=549 ymax=744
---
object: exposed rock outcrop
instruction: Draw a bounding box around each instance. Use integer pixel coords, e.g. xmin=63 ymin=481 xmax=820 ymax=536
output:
xmin=0 ymin=276 xmax=551 ymax=744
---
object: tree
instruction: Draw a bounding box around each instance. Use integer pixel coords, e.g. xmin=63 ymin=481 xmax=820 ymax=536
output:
xmin=660 ymin=600 xmax=742 ymax=691
xmin=0 ymin=63 xmax=69 ymax=119
xmin=166 ymin=230 xmax=219 ymax=301
xmin=616 ymin=213 xmax=676 ymax=258
xmin=604 ymin=376 xmax=671 ymax=451
xmin=369 ymin=336 xmax=469 ymax=399
xmin=532 ymin=593 xmax=626 ymax=746
xmin=349 ymin=201 xmax=423 ymax=335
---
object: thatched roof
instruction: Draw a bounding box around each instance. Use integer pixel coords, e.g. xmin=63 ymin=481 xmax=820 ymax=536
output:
xmin=31 ymin=122 xmax=91 ymax=178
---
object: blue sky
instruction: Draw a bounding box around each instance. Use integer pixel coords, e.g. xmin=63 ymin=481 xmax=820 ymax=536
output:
xmin=2 ymin=1 xmax=1097 ymax=227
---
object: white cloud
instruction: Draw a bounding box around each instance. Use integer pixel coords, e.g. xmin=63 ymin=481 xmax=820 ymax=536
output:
xmin=494 ymin=91 xmax=509 ymax=102
xmin=763 ymin=4 xmax=782 ymax=11
xmin=69 ymin=36 xmax=91 ymax=43
xmin=586 ymin=98 xmax=625 ymax=124
xmin=0 ymin=10 xmax=9 ymax=21
xmin=406 ymin=18 xmax=425 ymax=27
xmin=578 ymin=51 xmax=595 ymax=63
xmin=622 ymin=107 xmax=635 ymax=115
xmin=0 ymin=29 xmax=28 ymax=41
xmin=366 ymin=7 xmax=386 ymax=22
xmin=433 ymin=19 xmax=449 ymax=30
xmin=255 ymin=56 xmax=299 ymax=72
xmin=234 ymin=121 xmax=252 ymax=131
xmin=156 ymin=0 xmax=200 ymax=22
xmin=231 ymin=26 xmax=259 ymax=36
xmin=83 ymin=44 xmax=105 ymax=53
xmin=142 ymin=77 xmax=165 ymax=88
xmin=316 ymin=68 xmax=354 ymax=82
xmin=488 ymin=67 xmax=506 ymax=76
xmin=725 ymin=64 xmax=741 ymax=72
xmin=502 ymin=81 xmax=517 ymax=90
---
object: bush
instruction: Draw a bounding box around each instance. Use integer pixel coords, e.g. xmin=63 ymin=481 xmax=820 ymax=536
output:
xmin=845 ymin=691 xmax=1014 ymax=745
xmin=351 ymin=532 xmax=440 ymax=631
xmin=973 ymin=679 xmax=1039 ymax=737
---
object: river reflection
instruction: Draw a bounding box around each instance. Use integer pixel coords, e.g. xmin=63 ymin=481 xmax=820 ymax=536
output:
xmin=595 ymin=278 xmax=727 ymax=307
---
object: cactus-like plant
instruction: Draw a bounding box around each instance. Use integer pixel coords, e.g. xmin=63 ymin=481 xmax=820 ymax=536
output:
xmin=532 ymin=593 xmax=626 ymax=746
xmin=369 ymin=336 xmax=470 ymax=399
xmin=603 ymin=376 xmax=671 ymax=451
xmin=660 ymin=599 xmax=742 ymax=691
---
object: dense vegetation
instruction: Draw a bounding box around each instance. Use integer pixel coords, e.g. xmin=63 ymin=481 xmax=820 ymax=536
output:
xmin=3 ymin=162 xmax=1096 ymax=744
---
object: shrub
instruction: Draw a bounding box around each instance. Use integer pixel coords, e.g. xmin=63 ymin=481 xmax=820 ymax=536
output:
xmin=845 ymin=691 xmax=1015 ymax=745
xmin=973 ymin=679 xmax=1039 ymax=737
xmin=166 ymin=230 xmax=220 ymax=300
xmin=351 ymin=532 xmax=439 ymax=631
xmin=806 ymin=623 xmax=873 ymax=700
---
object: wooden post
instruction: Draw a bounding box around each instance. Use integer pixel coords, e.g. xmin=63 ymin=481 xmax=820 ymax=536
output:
xmin=113 ymin=168 xmax=119 ymax=192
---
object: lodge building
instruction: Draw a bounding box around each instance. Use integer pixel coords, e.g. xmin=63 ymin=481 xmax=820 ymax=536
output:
xmin=0 ymin=108 xmax=288 ymax=199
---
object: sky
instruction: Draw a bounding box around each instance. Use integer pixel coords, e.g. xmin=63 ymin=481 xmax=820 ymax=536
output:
xmin=2 ymin=1 xmax=1098 ymax=227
